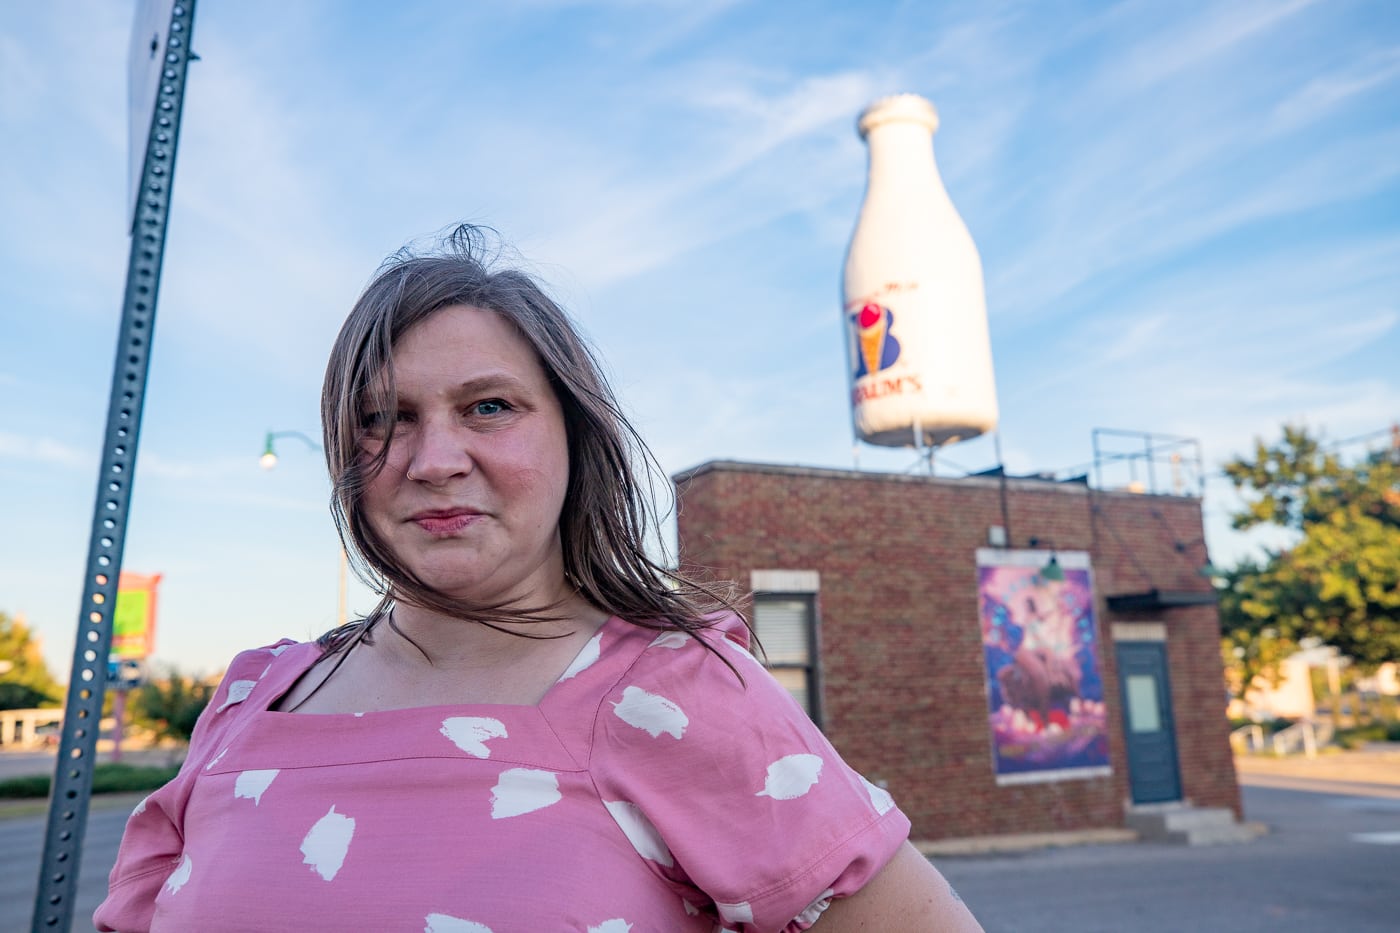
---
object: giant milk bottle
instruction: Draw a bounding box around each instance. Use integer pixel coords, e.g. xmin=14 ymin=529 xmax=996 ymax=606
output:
xmin=843 ymin=94 xmax=998 ymax=449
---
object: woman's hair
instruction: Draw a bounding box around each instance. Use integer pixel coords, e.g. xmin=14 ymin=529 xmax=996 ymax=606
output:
xmin=317 ymin=224 xmax=742 ymax=654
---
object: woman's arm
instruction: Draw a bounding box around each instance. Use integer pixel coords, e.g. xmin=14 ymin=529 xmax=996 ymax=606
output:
xmin=93 ymin=795 xmax=185 ymax=932
xmin=811 ymin=842 xmax=983 ymax=932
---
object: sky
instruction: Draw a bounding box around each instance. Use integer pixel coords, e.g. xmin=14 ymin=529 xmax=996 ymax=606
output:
xmin=2 ymin=0 xmax=1398 ymax=680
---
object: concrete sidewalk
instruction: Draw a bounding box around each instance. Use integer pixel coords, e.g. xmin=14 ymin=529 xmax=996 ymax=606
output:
xmin=916 ymin=744 xmax=1400 ymax=856
xmin=0 ymin=746 xmax=180 ymax=782
xmin=1234 ymin=743 xmax=1400 ymax=789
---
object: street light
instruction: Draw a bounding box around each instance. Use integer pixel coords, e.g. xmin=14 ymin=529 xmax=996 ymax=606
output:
xmin=260 ymin=429 xmax=348 ymax=627
xmin=260 ymin=429 xmax=319 ymax=470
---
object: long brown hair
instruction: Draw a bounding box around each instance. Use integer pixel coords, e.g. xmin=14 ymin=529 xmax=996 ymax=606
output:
xmin=317 ymin=225 xmax=744 ymax=655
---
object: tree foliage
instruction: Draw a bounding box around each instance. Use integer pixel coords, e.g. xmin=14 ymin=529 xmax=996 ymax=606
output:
xmin=1221 ymin=425 xmax=1400 ymax=677
xmin=131 ymin=667 xmax=214 ymax=744
xmin=0 ymin=611 xmax=62 ymax=710
xmin=1218 ymin=559 xmax=1305 ymax=700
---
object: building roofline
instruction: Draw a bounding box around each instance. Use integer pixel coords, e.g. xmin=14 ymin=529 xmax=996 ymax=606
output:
xmin=670 ymin=458 xmax=1201 ymax=502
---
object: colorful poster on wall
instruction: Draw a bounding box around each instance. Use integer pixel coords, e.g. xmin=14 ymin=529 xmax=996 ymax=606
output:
xmin=112 ymin=571 xmax=162 ymax=660
xmin=977 ymin=549 xmax=1110 ymax=785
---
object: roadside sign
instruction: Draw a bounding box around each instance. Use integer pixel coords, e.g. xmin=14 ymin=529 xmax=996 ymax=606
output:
xmin=112 ymin=571 xmax=162 ymax=659
xmin=107 ymin=658 xmax=146 ymax=690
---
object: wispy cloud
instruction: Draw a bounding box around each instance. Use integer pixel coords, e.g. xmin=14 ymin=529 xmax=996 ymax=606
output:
xmin=985 ymin=69 xmax=1400 ymax=322
xmin=149 ymin=31 xmax=371 ymax=368
xmin=0 ymin=8 xmax=130 ymax=302
xmin=0 ymin=34 xmax=42 ymax=122
xmin=1092 ymin=0 xmax=1320 ymax=97
xmin=621 ymin=0 xmax=746 ymax=61
xmin=1097 ymin=313 xmax=1169 ymax=364
xmin=1271 ymin=45 xmax=1400 ymax=131
xmin=0 ymin=431 xmax=92 ymax=469
xmin=1011 ymin=233 xmax=1398 ymax=384
xmin=532 ymin=67 xmax=881 ymax=288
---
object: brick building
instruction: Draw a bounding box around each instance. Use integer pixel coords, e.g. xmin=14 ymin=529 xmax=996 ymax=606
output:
xmin=673 ymin=460 xmax=1241 ymax=842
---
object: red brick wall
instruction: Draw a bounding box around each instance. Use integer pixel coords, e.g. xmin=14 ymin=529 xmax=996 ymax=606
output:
xmin=674 ymin=461 xmax=1241 ymax=840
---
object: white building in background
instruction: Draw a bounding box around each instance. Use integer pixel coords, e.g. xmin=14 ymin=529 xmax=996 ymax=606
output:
xmin=1357 ymin=663 xmax=1400 ymax=698
xmin=1231 ymin=642 xmax=1399 ymax=722
xmin=0 ymin=708 xmax=63 ymax=747
xmin=1233 ymin=652 xmax=1319 ymax=720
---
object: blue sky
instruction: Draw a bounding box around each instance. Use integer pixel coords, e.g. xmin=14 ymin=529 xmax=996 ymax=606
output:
xmin=3 ymin=0 xmax=1398 ymax=678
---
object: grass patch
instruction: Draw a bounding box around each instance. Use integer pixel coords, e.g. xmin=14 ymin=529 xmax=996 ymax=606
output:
xmin=1228 ymin=717 xmax=1295 ymax=736
xmin=1335 ymin=721 xmax=1400 ymax=749
xmin=0 ymin=762 xmax=180 ymax=800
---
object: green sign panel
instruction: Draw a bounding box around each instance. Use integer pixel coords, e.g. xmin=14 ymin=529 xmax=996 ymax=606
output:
xmin=112 ymin=586 xmax=153 ymax=659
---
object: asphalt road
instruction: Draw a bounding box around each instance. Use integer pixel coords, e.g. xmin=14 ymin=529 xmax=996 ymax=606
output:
xmin=2 ymin=794 xmax=133 ymax=933
xmin=938 ymin=782 xmax=1400 ymax=932
xmin=1 ymin=780 xmax=1397 ymax=931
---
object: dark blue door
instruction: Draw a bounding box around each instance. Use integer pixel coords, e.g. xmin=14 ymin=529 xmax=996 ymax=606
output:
xmin=1116 ymin=641 xmax=1182 ymax=804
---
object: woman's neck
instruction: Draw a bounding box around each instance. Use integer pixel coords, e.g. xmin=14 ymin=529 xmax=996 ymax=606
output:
xmin=385 ymin=592 xmax=606 ymax=671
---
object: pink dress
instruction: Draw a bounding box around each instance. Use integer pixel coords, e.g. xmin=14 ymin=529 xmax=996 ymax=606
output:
xmin=95 ymin=614 xmax=910 ymax=932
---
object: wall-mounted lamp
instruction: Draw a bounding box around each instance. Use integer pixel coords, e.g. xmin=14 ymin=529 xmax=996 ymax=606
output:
xmin=1027 ymin=536 xmax=1064 ymax=582
xmin=1173 ymin=538 xmax=1222 ymax=581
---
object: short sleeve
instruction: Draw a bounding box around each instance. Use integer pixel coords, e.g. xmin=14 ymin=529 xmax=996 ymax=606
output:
xmin=92 ymin=787 xmax=185 ymax=932
xmin=591 ymin=616 xmax=911 ymax=933
xmin=94 ymin=640 xmax=308 ymax=932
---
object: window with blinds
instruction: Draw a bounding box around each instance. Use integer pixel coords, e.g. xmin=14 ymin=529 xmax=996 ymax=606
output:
xmin=752 ymin=593 xmax=821 ymax=727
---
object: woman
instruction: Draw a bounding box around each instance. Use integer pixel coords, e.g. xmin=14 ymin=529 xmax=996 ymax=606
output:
xmin=97 ymin=227 xmax=981 ymax=932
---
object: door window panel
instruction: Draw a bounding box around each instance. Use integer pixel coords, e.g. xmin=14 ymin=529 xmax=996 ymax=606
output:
xmin=1126 ymin=674 xmax=1162 ymax=733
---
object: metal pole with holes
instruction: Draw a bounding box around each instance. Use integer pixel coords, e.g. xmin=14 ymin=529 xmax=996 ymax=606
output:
xmin=31 ymin=3 xmax=197 ymax=929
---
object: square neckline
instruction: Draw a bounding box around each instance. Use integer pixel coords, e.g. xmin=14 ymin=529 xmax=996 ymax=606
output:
xmin=262 ymin=615 xmax=628 ymax=717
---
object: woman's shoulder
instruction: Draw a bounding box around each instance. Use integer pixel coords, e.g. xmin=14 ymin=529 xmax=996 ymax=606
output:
xmin=591 ymin=611 xmax=802 ymax=745
xmin=218 ymin=639 xmax=319 ymax=688
xmin=589 ymin=612 xmax=912 ymax=931
xmin=600 ymin=611 xmax=761 ymax=691
xmin=201 ymin=639 xmax=320 ymax=723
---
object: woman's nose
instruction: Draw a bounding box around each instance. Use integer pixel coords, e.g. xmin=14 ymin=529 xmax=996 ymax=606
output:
xmin=403 ymin=420 xmax=474 ymax=485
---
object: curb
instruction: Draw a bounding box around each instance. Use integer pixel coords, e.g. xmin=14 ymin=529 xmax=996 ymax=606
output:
xmin=915 ymin=827 xmax=1139 ymax=857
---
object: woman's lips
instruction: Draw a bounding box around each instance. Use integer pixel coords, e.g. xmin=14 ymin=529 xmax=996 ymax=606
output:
xmin=410 ymin=510 xmax=482 ymax=535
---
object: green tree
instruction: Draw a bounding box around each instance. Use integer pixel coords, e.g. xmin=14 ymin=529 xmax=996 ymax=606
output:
xmin=0 ymin=612 xmax=62 ymax=710
xmin=1218 ymin=559 xmax=1306 ymax=701
xmin=131 ymin=666 xmax=214 ymax=745
xmin=1222 ymin=426 xmax=1400 ymax=677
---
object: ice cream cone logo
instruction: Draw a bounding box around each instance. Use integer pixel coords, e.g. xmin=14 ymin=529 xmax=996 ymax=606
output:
xmin=850 ymin=302 xmax=900 ymax=378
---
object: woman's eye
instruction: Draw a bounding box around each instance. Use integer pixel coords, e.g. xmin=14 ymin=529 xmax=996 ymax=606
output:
xmin=473 ymin=399 xmax=511 ymax=416
xmin=360 ymin=411 xmax=411 ymax=431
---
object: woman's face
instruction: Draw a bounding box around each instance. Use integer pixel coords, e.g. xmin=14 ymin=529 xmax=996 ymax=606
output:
xmin=358 ymin=305 xmax=571 ymax=608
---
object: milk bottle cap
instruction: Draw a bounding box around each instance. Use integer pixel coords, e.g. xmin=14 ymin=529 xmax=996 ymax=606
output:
xmin=857 ymin=94 xmax=940 ymax=137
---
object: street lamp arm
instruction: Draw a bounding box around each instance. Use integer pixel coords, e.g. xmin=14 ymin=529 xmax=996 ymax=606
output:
xmin=260 ymin=429 xmax=322 ymax=470
xmin=258 ymin=427 xmax=348 ymax=625
xmin=265 ymin=429 xmax=320 ymax=451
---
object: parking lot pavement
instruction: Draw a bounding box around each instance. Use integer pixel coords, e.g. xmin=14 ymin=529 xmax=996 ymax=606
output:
xmin=935 ymin=781 xmax=1400 ymax=933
